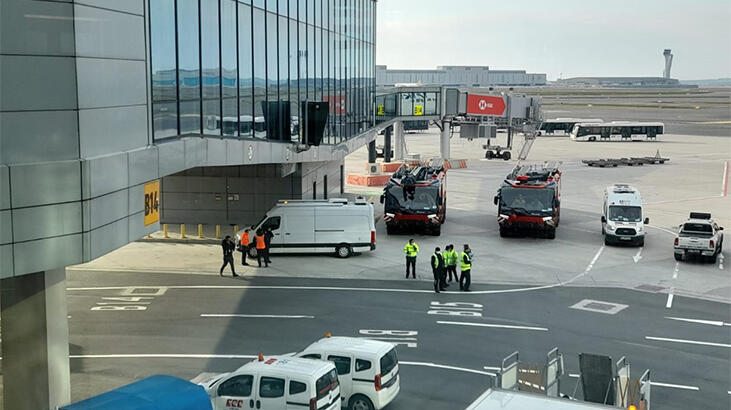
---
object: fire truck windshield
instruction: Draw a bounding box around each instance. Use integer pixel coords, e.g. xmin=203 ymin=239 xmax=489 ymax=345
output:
xmin=385 ymin=185 xmax=439 ymax=213
xmin=500 ymin=187 xmax=555 ymax=215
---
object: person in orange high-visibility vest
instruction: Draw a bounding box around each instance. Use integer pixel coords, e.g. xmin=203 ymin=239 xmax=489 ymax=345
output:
xmin=255 ymin=229 xmax=268 ymax=268
xmin=239 ymin=229 xmax=250 ymax=266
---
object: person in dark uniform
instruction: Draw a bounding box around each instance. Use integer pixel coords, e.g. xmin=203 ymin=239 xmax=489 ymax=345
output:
xmin=431 ymin=247 xmax=446 ymax=293
xmin=219 ymin=235 xmax=238 ymax=277
xmin=264 ymin=227 xmax=274 ymax=264
xmin=255 ymin=229 xmax=268 ymax=268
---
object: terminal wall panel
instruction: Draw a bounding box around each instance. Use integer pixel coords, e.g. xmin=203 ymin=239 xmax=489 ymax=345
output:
xmin=184 ymin=138 xmax=207 ymax=170
xmin=87 ymin=217 xmax=128 ymax=261
xmin=158 ymin=141 xmax=187 ymax=176
xmin=79 ymin=105 xmax=148 ymax=158
xmin=128 ymin=184 xmax=145 ymax=215
xmin=226 ymin=140 xmax=245 ymax=165
xmin=75 ymin=0 xmax=144 ymax=15
xmin=162 ymin=176 xmax=226 ymax=194
xmin=0 ymin=210 xmax=11 ymax=245
xmin=0 ymin=55 xmax=77 ymax=111
xmin=128 ymin=146 xmax=159 ymax=186
xmin=0 ymin=166 xmax=8 ymax=210
xmin=12 ymin=202 xmax=82 ymax=243
xmin=76 ymin=57 xmax=146 ymax=109
xmin=0 ymin=0 xmax=75 ymax=56
xmin=10 ymin=161 xmax=81 ymax=208
xmin=13 ymin=233 xmax=82 ymax=275
xmin=0 ymin=111 xmax=79 ymax=165
xmin=206 ymin=139 xmax=227 ymax=166
xmin=128 ymin=211 xmax=157 ymax=242
xmin=81 ymin=153 xmax=129 ymax=199
xmin=83 ymin=189 xmax=128 ymax=231
xmin=74 ymin=4 xmax=145 ymax=60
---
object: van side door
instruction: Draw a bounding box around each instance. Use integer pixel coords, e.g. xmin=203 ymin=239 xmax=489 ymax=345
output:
xmin=256 ymin=375 xmax=287 ymax=409
xmin=284 ymin=208 xmax=315 ymax=247
xmin=213 ymin=374 xmax=254 ymax=410
xmin=260 ymin=216 xmax=284 ymax=249
xmin=328 ymin=355 xmax=353 ymax=404
xmin=286 ymin=379 xmax=310 ymax=410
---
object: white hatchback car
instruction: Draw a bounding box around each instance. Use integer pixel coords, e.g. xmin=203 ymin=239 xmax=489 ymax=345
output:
xmin=298 ymin=336 xmax=400 ymax=410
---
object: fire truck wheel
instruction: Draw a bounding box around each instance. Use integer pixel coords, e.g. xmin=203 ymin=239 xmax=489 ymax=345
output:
xmin=499 ymin=227 xmax=508 ymax=238
xmin=502 ymin=151 xmax=511 ymax=161
xmin=386 ymin=225 xmax=395 ymax=235
xmin=485 ymin=150 xmax=495 ymax=160
xmin=432 ymin=226 xmax=441 ymax=236
xmin=335 ymin=244 xmax=352 ymax=258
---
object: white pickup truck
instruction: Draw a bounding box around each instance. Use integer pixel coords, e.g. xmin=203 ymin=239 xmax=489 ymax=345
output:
xmin=674 ymin=212 xmax=724 ymax=263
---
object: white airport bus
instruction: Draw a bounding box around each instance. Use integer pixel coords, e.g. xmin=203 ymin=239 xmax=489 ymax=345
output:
xmin=569 ymin=121 xmax=664 ymax=141
xmin=539 ymin=118 xmax=603 ymax=135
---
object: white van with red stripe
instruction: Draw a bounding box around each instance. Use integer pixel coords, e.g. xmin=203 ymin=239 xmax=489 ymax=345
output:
xmin=198 ymin=355 xmax=340 ymax=410
xmin=298 ymin=337 xmax=400 ymax=410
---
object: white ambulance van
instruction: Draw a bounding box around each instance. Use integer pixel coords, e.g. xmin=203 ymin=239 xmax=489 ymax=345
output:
xmin=601 ymin=184 xmax=649 ymax=246
xmin=198 ymin=355 xmax=340 ymax=410
xmin=298 ymin=336 xmax=400 ymax=410
xmin=240 ymin=197 xmax=376 ymax=258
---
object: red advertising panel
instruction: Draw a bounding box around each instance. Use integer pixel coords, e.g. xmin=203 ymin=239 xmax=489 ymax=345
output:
xmin=323 ymin=95 xmax=346 ymax=114
xmin=466 ymin=94 xmax=506 ymax=116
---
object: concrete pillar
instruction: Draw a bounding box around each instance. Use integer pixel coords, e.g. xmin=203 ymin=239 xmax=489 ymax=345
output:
xmin=440 ymin=120 xmax=451 ymax=159
xmin=383 ymin=126 xmax=392 ymax=163
xmin=367 ymin=140 xmax=377 ymax=163
xmin=393 ymin=121 xmax=404 ymax=160
xmin=0 ymin=269 xmax=70 ymax=410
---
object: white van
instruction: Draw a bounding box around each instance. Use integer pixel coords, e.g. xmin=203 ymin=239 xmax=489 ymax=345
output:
xmin=601 ymin=184 xmax=649 ymax=246
xmin=198 ymin=355 xmax=340 ymax=410
xmin=298 ymin=336 xmax=400 ymax=410
xmin=240 ymin=198 xmax=376 ymax=258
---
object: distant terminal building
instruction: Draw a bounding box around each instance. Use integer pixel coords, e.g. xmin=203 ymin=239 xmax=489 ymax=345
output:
xmin=554 ymin=76 xmax=682 ymax=88
xmin=376 ymin=65 xmax=547 ymax=87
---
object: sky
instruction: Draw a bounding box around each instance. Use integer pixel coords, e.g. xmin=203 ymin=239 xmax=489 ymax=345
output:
xmin=376 ymin=0 xmax=731 ymax=80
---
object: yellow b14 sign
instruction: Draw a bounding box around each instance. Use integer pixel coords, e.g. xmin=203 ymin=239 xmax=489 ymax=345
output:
xmin=144 ymin=180 xmax=160 ymax=226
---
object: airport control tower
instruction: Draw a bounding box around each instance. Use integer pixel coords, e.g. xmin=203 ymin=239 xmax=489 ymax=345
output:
xmin=663 ymin=49 xmax=673 ymax=78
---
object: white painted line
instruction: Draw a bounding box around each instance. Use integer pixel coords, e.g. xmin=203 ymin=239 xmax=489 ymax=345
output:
xmin=358 ymin=337 xmax=417 ymax=341
xmin=722 ymin=160 xmax=729 ymax=197
xmin=400 ymin=360 xmax=495 ymax=377
xmin=650 ymin=381 xmax=700 ymax=391
xmin=437 ymin=320 xmax=548 ymax=332
xmin=568 ymin=373 xmax=580 ymax=378
xmin=665 ymin=316 xmax=731 ymax=327
xmin=673 ymin=262 xmax=680 ymax=279
xmin=69 ymin=354 xmax=258 ymax=359
xmin=584 ymin=245 xmax=605 ymax=275
xmin=665 ymin=293 xmax=674 ymax=309
xmin=719 ymin=253 xmax=725 ymax=270
xmin=483 ymin=366 xmax=501 ymax=371
xmin=633 ymin=247 xmax=643 ymax=263
xmin=200 ymin=314 xmax=314 ymax=319
xmin=645 ymin=336 xmax=731 ymax=349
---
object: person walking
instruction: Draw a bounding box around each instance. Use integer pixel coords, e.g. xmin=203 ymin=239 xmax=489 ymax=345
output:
xmin=255 ymin=229 xmax=268 ymax=268
xmin=444 ymin=244 xmax=458 ymax=283
xmin=460 ymin=244 xmax=473 ymax=292
xmin=264 ymin=227 xmax=274 ymax=264
xmin=431 ymin=247 xmax=446 ymax=293
xmin=239 ymin=228 xmax=251 ymax=266
xmin=219 ymin=235 xmax=238 ymax=277
xmin=403 ymin=238 xmax=419 ymax=279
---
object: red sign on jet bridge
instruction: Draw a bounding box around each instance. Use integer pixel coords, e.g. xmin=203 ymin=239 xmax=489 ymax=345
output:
xmin=466 ymin=94 xmax=506 ymax=116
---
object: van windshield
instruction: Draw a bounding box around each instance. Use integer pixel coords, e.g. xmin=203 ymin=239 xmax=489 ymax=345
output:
xmin=316 ymin=368 xmax=339 ymax=400
xmin=379 ymin=348 xmax=398 ymax=376
xmin=608 ymin=206 xmax=642 ymax=222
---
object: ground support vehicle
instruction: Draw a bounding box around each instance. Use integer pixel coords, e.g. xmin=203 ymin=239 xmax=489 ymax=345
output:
xmin=538 ymin=118 xmax=603 ymax=135
xmin=197 ymin=356 xmax=341 ymax=410
xmin=601 ymin=184 xmax=648 ymax=246
xmin=494 ymin=163 xmax=561 ymax=239
xmin=298 ymin=336 xmax=400 ymax=410
xmin=239 ymin=197 xmax=376 ymax=259
xmin=570 ymin=122 xmax=664 ymax=141
xmin=583 ymin=153 xmax=669 ymax=167
xmin=380 ymin=160 xmax=446 ymax=236
xmin=674 ymin=212 xmax=724 ymax=263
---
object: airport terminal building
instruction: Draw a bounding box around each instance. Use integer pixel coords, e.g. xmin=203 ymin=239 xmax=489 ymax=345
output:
xmin=376 ymin=65 xmax=547 ymax=87
xmin=0 ymin=1 xmax=377 ymax=408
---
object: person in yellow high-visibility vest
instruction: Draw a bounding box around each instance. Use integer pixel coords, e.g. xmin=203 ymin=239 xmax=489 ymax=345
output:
xmin=460 ymin=244 xmax=472 ymax=291
xmin=403 ymin=238 xmax=419 ymax=278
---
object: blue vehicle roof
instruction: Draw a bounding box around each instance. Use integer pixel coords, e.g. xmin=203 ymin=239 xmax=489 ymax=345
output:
xmin=61 ymin=375 xmax=211 ymax=410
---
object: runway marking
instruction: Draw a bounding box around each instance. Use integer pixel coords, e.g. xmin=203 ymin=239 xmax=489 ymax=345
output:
xmin=650 ymin=382 xmax=699 ymax=391
xmin=437 ymin=320 xmax=548 ymax=332
xmin=673 ymin=262 xmax=680 ymax=279
xmin=665 ymin=293 xmax=674 ymax=309
xmin=200 ymin=314 xmax=314 ymax=319
xmin=722 ymin=161 xmax=729 ymax=197
xmin=645 ymin=225 xmax=677 ymax=235
xmin=584 ymin=246 xmax=605 ymax=275
xmin=357 ymin=337 xmax=417 ymax=341
xmin=568 ymin=373 xmax=580 ymax=378
xmin=719 ymin=253 xmax=725 ymax=270
xmin=665 ymin=316 xmax=731 ymax=327
xmin=483 ymin=366 xmax=501 ymax=371
xmin=570 ymin=299 xmax=628 ymax=315
xmin=69 ymin=354 xmax=258 ymax=359
xmin=645 ymin=336 xmax=731 ymax=349
xmin=399 ymin=361 xmax=496 ymax=377
xmin=633 ymin=247 xmax=643 ymax=263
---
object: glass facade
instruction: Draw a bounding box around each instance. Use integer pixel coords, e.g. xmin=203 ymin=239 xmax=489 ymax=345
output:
xmin=150 ymin=0 xmax=377 ymax=144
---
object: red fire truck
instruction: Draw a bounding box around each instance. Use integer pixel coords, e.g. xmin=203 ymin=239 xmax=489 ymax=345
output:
xmin=380 ymin=161 xmax=447 ymax=236
xmin=493 ymin=163 xmax=561 ymax=239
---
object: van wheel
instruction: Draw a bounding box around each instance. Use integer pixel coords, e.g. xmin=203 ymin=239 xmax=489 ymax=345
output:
xmin=247 ymin=247 xmax=258 ymax=258
xmin=637 ymin=237 xmax=645 ymax=247
xmin=349 ymin=394 xmax=374 ymax=410
xmin=604 ymin=236 xmax=612 ymax=246
xmin=336 ymin=244 xmax=352 ymax=258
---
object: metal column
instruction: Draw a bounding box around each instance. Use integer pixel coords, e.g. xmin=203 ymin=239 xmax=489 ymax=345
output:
xmin=440 ymin=120 xmax=451 ymax=159
xmin=384 ymin=125 xmax=392 ymax=163
xmin=393 ymin=121 xmax=404 ymax=160
xmin=367 ymin=140 xmax=377 ymax=163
